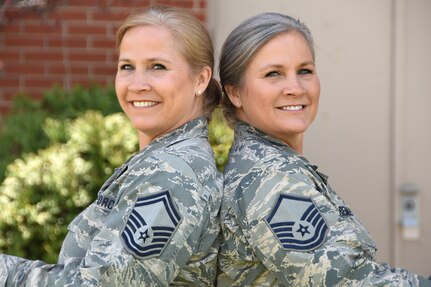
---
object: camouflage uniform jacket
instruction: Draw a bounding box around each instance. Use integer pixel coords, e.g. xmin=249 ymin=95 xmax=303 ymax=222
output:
xmin=0 ymin=117 xmax=222 ymax=286
xmin=217 ymin=122 xmax=430 ymax=287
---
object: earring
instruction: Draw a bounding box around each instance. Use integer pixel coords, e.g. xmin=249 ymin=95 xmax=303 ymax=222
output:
xmin=236 ymin=102 xmax=241 ymax=107
xmin=197 ymin=90 xmax=202 ymax=95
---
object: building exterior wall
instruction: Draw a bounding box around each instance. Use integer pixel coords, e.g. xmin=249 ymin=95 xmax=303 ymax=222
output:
xmin=211 ymin=0 xmax=431 ymax=277
xmin=0 ymin=0 xmax=207 ymax=118
xmin=392 ymin=0 xmax=431 ymax=274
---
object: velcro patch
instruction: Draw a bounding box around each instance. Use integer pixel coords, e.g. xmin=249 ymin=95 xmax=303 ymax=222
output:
xmin=266 ymin=194 xmax=329 ymax=251
xmin=121 ymin=190 xmax=182 ymax=259
xmin=338 ymin=206 xmax=353 ymax=216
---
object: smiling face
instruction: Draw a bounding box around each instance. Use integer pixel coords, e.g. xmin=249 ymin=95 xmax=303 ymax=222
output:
xmin=226 ymin=31 xmax=320 ymax=152
xmin=115 ymin=25 xmax=207 ymax=148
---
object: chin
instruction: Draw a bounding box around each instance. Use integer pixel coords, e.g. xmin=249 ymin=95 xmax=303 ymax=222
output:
xmin=132 ymin=122 xmax=156 ymax=132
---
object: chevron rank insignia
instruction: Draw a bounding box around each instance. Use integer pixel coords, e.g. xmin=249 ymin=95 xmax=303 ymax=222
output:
xmin=121 ymin=190 xmax=182 ymax=259
xmin=266 ymin=194 xmax=329 ymax=251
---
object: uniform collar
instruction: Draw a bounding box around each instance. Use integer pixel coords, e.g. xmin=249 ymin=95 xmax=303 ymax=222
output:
xmin=234 ymin=121 xmax=329 ymax=183
xmin=135 ymin=117 xmax=208 ymax=157
xmin=234 ymin=121 xmax=298 ymax=155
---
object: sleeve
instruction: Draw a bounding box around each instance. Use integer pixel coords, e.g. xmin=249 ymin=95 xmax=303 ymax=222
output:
xmin=0 ymin=255 xmax=87 ymax=286
xmin=0 ymin=153 xmax=218 ymax=287
xmin=234 ymin=166 xmax=431 ymax=287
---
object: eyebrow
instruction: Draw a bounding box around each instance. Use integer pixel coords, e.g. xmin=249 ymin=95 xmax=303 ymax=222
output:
xmin=258 ymin=61 xmax=315 ymax=72
xmin=117 ymin=57 xmax=172 ymax=64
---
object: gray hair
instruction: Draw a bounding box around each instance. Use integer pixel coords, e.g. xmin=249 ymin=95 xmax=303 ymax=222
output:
xmin=117 ymin=6 xmax=221 ymax=119
xmin=219 ymin=12 xmax=315 ymax=126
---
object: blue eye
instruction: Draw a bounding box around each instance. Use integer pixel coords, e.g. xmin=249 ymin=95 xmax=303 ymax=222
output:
xmin=119 ymin=64 xmax=134 ymax=71
xmin=298 ymin=68 xmax=313 ymax=75
xmin=265 ymin=71 xmax=280 ymax=77
xmin=152 ymin=63 xmax=166 ymax=70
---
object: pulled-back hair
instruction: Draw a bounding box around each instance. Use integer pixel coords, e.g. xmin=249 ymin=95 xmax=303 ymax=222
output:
xmin=219 ymin=12 xmax=315 ymax=126
xmin=116 ymin=6 xmax=221 ymax=118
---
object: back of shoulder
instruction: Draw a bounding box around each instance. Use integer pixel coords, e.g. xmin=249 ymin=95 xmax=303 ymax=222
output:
xmin=162 ymin=139 xmax=222 ymax=195
xmin=121 ymin=142 xmax=221 ymax=209
xmin=169 ymin=139 xmax=216 ymax=171
xmin=226 ymin=136 xmax=288 ymax=174
xmin=224 ymin=136 xmax=311 ymax=200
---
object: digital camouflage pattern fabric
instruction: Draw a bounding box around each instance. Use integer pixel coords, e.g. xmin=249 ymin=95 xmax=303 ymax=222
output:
xmin=0 ymin=117 xmax=222 ymax=286
xmin=217 ymin=122 xmax=431 ymax=287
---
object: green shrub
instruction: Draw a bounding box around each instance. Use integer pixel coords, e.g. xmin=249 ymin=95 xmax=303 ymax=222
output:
xmin=0 ymin=85 xmax=121 ymax=182
xmin=0 ymin=111 xmax=138 ymax=263
xmin=208 ymin=108 xmax=233 ymax=171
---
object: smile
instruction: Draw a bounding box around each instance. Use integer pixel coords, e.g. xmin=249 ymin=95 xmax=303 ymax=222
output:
xmin=133 ymin=101 xmax=158 ymax=107
xmin=279 ymin=105 xmax=304 ymax=111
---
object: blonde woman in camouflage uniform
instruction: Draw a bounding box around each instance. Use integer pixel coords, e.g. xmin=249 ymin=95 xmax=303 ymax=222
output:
xmin=0 ymin=6 xmax=222 ymax=286
xmin=217 ymin=12 xmax=430 ymax=286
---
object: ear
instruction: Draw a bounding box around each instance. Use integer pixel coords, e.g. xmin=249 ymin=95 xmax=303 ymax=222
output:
xmin=225 ymin=85 xmax=242 ymax=108
xmin=195 ymin=66 xmax=212 ymax=96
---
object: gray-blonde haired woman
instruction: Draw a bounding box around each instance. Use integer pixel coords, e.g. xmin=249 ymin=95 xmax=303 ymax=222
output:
xmin=217 ymin=12 xmax=430 ymax=286
xmin=0 ymin=6 xmax=222 ymax=286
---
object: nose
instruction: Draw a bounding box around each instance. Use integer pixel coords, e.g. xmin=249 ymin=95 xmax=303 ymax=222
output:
xmin=282 ymin=75 xmax=306 ymax=96
xmin=128 ymin=71 xmax=151 ymax=93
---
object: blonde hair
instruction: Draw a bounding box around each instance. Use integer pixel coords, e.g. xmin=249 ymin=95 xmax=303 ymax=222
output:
xmin=116 ymin=6 xmax=221 ymax=118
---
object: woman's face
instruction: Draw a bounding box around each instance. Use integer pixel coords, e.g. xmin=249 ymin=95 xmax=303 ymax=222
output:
xmin=115 ymin=25 xmax=206 ymax=146
xmin=228 ymin=31 xmax=320 ymax=148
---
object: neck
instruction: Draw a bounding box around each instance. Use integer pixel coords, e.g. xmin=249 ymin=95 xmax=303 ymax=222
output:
xmin=138 ymin=131 xmax=155 ymax=150
xmin=290 ymin=142 xmax=303 ymax=154
xmin=284 ymin=134 xmax=304 ymax=154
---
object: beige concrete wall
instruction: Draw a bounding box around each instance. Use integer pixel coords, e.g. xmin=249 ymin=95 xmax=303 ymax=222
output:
xmin=210 ymin=0 xmax=430 ymax=276
xmin=392 ymin=0 xmax=431 ymax=275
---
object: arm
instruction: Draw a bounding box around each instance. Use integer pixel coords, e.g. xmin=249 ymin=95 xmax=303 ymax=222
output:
xmin=0 ymin=255 xmax=97 ymax=286
xmin=235 ymin=167 xmax=430 ymax=286
xmin=1 ymin=154 xmax=220 ymax=287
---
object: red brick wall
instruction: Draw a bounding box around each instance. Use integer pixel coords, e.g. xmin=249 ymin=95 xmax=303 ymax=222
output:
xmin=0 ymin=0 xmax=208 ymax=117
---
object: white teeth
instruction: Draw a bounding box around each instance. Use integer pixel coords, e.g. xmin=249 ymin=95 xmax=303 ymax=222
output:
xmin=281 ymin=105 xmax=303 ymax=111
xmin=133 ymin=101 xmax=158 ymax=107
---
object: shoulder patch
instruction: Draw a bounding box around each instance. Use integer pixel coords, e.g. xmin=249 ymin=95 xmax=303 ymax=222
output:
xmin=121 ymin=190 xmax=182 ymax=259
xmin=266 ymin=194 xmax=329 ymax=251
